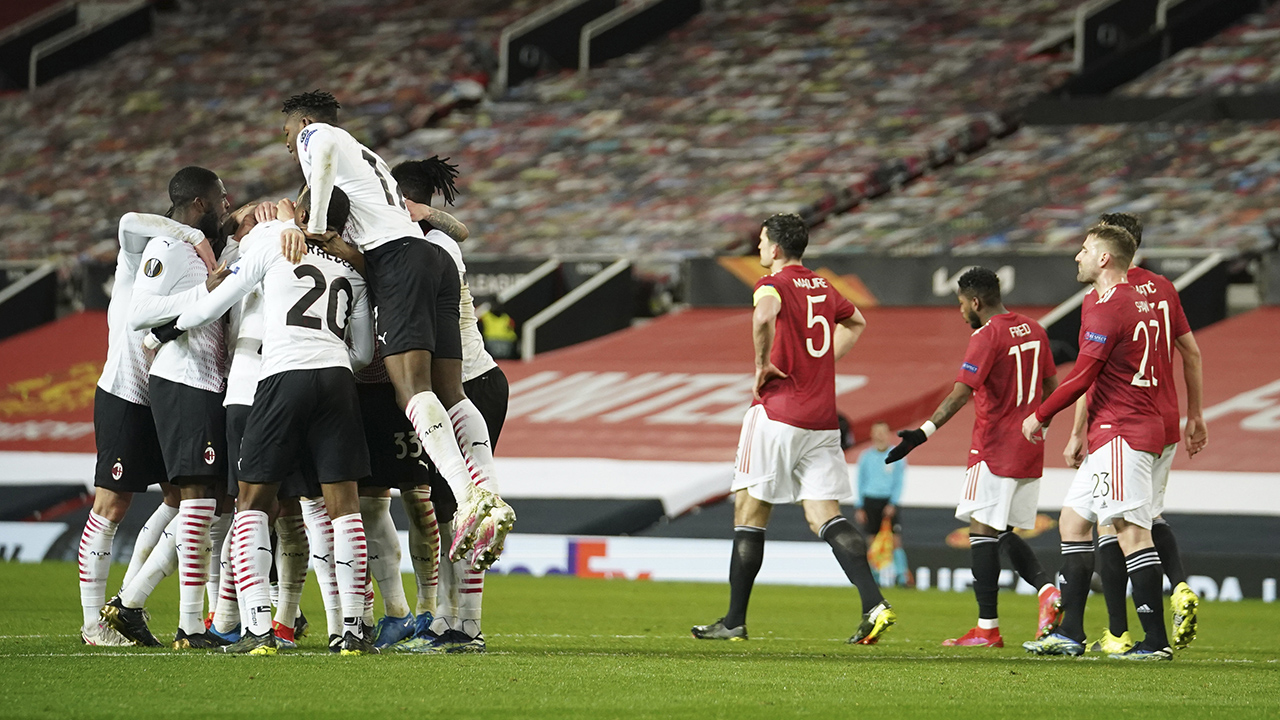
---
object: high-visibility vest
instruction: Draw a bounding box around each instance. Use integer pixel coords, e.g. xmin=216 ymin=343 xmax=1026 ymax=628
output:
xmin=481 ymin=312 xmax=517 ymax=342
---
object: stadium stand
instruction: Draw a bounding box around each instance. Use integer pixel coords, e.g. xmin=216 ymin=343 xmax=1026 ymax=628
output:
xmin=0 ymin=0 xmax=541 ymax=260
xmin=1120 ymin=1 xmax=1280 ymax=97
xmin=385 ymin=0 xmax=1079 ymax=256
xmin=809 ymin=120 xmax=1280 ymax=253
xmin=1 ymin=0 xmax=1082 ymax=262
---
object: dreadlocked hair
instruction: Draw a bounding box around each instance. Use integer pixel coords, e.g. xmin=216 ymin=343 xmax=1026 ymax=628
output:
xmin=282 ymin=90 xmax=341 ymax=123
xmin=390 ymin=157 xmax=461 ymax=206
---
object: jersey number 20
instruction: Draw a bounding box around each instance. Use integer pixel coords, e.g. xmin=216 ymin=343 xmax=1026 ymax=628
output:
xmin=287 ymin=265 xmax=354 ymax=340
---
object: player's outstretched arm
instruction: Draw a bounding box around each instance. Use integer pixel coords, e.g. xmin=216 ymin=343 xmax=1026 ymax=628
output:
xmin=118 ymin=212 xmax=212 ymax=272
xmin=129 ymin=239 xmax=212 ymax=330
xmin=345 ymin=290 xmax=374 ymax=372
xmin=1023 ymin=356 xmax=1103 ymax=442
xmin=752 ymin=292 xmax=785 ymax=400
xmin=1175 ymin=330 xmax=1208 ymax=457
xmin=886 ymin=382 xmax=972 ymax=464
xmin=832 ymin=308 xmax=867 ymax=361
xmin=1063 ymin=394 xmax=1088 ymax=468
xmin=412 ymin=205 xmax=469 ymax=242
xmin=303 ymin=130 xmax=338 ymax=237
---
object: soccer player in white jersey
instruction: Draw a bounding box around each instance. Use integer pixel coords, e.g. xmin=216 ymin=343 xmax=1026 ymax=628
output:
xmin=101 ymin=167 xmax=233 ymax=649
xmin=148 ymin=186 xmax=376 ymax=655
xmin=388 ymin=157 xmax=510 ymax=653
xmin=279 ymin=91 xmax=514 ymax=570
xmin=207 ymin=199 xmax=314 ymax=649
xmin=78 ymin=208 xmax=216 ymax=646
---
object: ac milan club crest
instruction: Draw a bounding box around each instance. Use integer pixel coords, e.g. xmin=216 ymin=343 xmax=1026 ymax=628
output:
xmin=204 ymin=446 xmax=216 ymax=465
xmin=111 ymin=461 xmax=123 ymax=480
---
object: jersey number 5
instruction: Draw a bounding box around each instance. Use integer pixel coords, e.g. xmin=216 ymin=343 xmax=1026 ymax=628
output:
xmin=806 ymin=295 xmax=831 ymax=358
xmin=287 ymin=265 xmax=354 ymax=340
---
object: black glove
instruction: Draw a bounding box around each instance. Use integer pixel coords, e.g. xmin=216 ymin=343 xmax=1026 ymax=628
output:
xmin=143 ymin=318 xmax=185 ymax=350
xmin=885 ymin=428 xmax=927 ymax=464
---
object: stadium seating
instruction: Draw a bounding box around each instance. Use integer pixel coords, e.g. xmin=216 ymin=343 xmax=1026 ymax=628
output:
xmin=1120 ymin=2 xmax=1280 ymax=97
xmin=385 ymin=0 xmax=1079 ymax=256
xmin=808 ymin=120 xmax=1280 ymax=253
xmin=0 ymin=0 xmax=535 ymax=260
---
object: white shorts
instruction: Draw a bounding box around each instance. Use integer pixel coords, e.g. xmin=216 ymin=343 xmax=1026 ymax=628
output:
xmin=1150 ymin=443 xmax=1176 ymax=517
xmin=731 ymin=405 xmax=850 ymax=505
xmin=954 ymin=461 xmax=1041 ymax=531
xmin=1063 ymin=437 xmax=1157 ymax=529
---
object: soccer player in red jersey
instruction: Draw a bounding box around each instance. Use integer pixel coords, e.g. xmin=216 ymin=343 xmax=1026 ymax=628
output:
xmin=1067 ymin=212 xmax=1208 ymax=653
xmin=886 ymin=267 xmax=1061 ymax=648
xmin=692 ymin=213 xmax=895 ymax=645
xmin=1022 ymin=224 xmax=1172 ymax=661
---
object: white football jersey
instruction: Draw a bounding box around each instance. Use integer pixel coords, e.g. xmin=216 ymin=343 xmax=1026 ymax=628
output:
xmin=175 ymin=220 xmax=373 ymax=379
xmin=99 ymin=213 xmax=205 ymax=405
xmin=297 ymin=122 xmax=423 ymax=252
xmin=218 ymin=238 xmax=264 ymax=408
xmin=130 ymin=234 xmax=226 ymax=394
xmin=423 ymin=229 xmax=497 ymax=383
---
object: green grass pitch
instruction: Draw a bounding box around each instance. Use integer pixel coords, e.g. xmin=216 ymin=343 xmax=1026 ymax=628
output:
xmin=1 ymin=562 xmax=1276 ymax=718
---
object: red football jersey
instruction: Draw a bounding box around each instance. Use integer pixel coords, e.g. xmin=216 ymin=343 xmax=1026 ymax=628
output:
xmin=1083 ymin=267 xmax=1191 ymax=446
xmin=1078 ymin=282 xmax=1164 ymax=454
xmin=955 ymin=312 xmax=1056 ymax=478
xmin=752 ymin=265 xmax=856 ymax=431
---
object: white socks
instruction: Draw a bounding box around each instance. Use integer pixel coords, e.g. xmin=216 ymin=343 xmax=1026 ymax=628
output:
xmin=206 ymin=513 xmax=230 ymax=612
xmin=361 ymin=496 xmax=410 ymax=619
xmin=448 ymin=398 xmax=500 ymax=494
xmin=430 ymin=520 xmax=460 ymax=636
xmin=403 ymin=487 xmax=439 ymax=617
xmin=332 ymin=512 xmax=369 ymax=639
xmin=405 ymin=391 xmax=475 ymax=502
xmin=211 ymin=531 xmax=240 ymax=634
xmin=301 ymin=497 xmax=342 ymax=638
xmin=231 ymin=510 xmax=273 ymax=636
xmin=122 ymin=502 xmax=177 ymax=590
xmin=176 ymin=498 xmax=217 ymax=634
xmin=273 ymin=514 xmax=309 ymax=639
xmin=78 ymin=511 xmax=118 ymax=626
xmin=120 ymin=515 xmax=178 ymax=608
xmin=458 ymin=565 xmax=484 ymax=638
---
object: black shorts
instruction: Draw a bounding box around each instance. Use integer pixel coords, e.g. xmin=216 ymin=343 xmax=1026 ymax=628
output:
xmin=420 ymin=366 xmax=511 ymax=519
xmin=93 ymin=387 xmax=167 ymax=493
xmin=149 ymin=376 xmax=227 ymax=485
xmin=238 ymin=367 xmax=370 ymax=486
xmin=356 ymin=382 xmax=431 ymax=490
xmin=861 ymin=497 xmax=903 ymax=536
xmin=364 ymin=237 xmax=462 ymax=360
xmin=229 ymin=402 xmax=318 ymax=499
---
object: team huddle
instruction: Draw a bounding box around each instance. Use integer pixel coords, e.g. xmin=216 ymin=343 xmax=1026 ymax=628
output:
xmin=74 ymin=89 xmax=1205 ymax=661
xmin=696 ymin=212 xmax=1206 ymax=661
xmin=77 ymin=91 xmax=512 ymax=655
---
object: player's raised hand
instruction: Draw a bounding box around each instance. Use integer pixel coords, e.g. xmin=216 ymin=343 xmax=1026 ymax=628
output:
xmin=205 ymin=261 xmax=231 ymax=291
xmin=1021 ymin=413 xmax=1044 ymax=443
xmin=1184 ymin=416 xmax=1209 ymax=458
xmin=253 ymin=201 xmax=277 ymax=223
xmin=281 ymin=227 xmax=307 ymax=264
xmin=1063 ymin=433 xmax=1086 ymax=468
xmin=753 ymin=362 xmax=787 ymax=400
xmin=885 ymin=428 xmax=926 ymax=463
xmin=192 ymin=237 xmax=217 ymax=273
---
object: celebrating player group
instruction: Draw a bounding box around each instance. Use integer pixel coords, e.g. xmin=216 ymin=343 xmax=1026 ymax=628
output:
xmin=76 ymin=88 xmax=1206 ymax=661
xmin=695 ymin=212 xmax=1206 ymax=661
xmin=77 ymin=91 xmax=511 ymax=655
